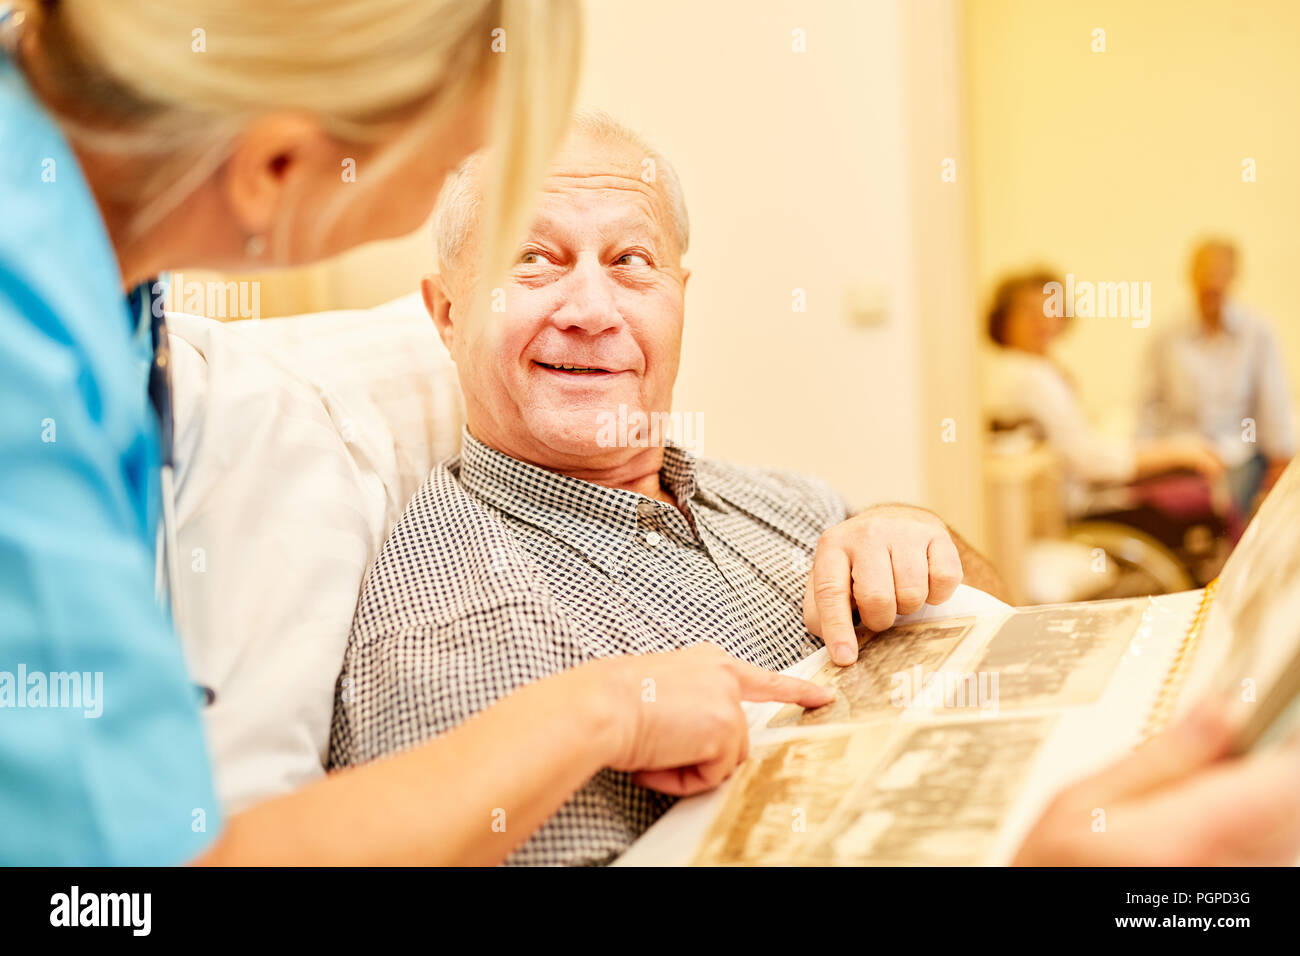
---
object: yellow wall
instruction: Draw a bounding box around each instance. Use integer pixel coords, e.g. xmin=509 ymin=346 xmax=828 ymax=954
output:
xmin=966 ymin=0 xmax=1300 ymax=432
xmin=569 ymin=0 xmax=977 ymax=521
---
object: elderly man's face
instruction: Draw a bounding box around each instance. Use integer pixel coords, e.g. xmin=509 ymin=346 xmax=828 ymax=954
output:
xmin=1191 ymin=245 xmax=1236 ymax=324
xmin=430 ymin=134 xmax=688 ymax=470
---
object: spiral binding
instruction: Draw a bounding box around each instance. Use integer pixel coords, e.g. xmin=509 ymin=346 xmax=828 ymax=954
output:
xmin=1141 ymin=578 xmax=1218 ymax=741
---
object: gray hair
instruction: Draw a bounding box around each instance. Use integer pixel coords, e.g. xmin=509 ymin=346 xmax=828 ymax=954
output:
xmin=432 ymin=109 xmax=690 ymax=273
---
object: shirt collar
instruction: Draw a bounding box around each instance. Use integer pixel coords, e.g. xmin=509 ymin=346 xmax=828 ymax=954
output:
xmin=125 ymin=278 xmax=157 ymax=350
xmin=1192 ymin=299 xmax=1243 ymax=338
xmin=454 ymin=428 xmax=702 ymax=576
xmin=1221 ymin=300 xmax=1244 ymax=334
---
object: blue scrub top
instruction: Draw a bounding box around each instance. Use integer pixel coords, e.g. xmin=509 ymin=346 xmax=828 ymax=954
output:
xmin=0 ymin=50 xmax=221 ymax=863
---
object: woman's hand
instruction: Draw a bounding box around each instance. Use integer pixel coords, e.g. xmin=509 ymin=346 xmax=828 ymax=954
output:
xmin=585 ymin=644 xmax=833 ymax=797
xmin=204 ymin=644 xmax=829 ymax=866
xmin=1013 ymin=698 xmax=1300 ymax=865
xmin=1139 ymin=435 xmax=1225 ymax=481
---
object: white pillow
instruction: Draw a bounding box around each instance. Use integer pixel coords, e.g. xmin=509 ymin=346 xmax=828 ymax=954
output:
xmin=167 ymin=292 xmax=463 ymax=813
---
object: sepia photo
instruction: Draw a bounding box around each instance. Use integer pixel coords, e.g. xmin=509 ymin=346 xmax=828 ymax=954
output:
xmin=968 ymin=600 xmax=1146 ymax=710
xmin=806 ymin=716 xmax=1057 ymax=866
xmin=768 ymin=619 xmax=975 ymax=728
xmin=692 ymin=724 xmax=896 ymax=866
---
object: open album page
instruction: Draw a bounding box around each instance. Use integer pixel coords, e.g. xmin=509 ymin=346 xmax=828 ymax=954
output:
xmin=618 ymin=586 xmax=1202 ymax=866
xmin=1183 ymin=456 xmax=1300 ymax=749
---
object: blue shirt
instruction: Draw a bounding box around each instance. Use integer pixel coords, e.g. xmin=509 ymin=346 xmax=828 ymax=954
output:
xmin=1137 ymin=301 xmax=1298 ymax=466
xmin=0 ymin=50 xmax=220 ymax=863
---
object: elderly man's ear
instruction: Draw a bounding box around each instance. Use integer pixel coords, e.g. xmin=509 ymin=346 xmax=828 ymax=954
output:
xmin=421 ymin=273 xmax=456 ymax=352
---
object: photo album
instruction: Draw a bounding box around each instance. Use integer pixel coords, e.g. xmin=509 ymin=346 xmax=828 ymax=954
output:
xmin=619 ymin=460 xmax=1300 ymax=866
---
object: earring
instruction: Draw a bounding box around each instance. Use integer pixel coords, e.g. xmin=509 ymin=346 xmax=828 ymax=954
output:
xmin=245 ymin=234 xmax=267 ymax=259
xmin=0 ymin=8 xmax=28 ymax=55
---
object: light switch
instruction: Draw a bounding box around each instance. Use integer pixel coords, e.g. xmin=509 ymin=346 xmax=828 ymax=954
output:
xmin=844 ymin=283 xmax=890 ymax=328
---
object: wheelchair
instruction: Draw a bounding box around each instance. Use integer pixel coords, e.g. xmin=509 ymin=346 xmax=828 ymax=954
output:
xmin=986 ymin=426 xmax=1230 ymax=602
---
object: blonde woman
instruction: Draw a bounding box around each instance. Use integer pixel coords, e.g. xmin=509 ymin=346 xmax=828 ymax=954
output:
xmin=0 ymin=0 xmax=832 ymax=866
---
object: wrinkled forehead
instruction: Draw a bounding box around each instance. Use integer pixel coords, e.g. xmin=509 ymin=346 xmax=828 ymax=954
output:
xmin=529 ymin=135 xmax=674 ymax=248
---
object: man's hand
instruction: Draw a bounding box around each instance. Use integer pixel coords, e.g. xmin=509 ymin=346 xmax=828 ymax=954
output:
xmin=802 ymin=504 xmax=963 ymax=666
xmin=1013 ymin=698 xmax=1300 ymax=865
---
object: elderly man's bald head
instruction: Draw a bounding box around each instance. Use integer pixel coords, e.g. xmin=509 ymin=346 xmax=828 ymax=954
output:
xmin=432 ymin=110 xmax=690 ymax=285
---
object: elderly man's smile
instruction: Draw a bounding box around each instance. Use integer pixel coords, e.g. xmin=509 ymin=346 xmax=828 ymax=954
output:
xmin=535 ymin=361 xmax=614 ymax=375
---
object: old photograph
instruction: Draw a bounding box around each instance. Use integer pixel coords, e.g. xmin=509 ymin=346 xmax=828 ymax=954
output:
xmin=806 ymin=716 xmax=1057 ymax=866
xmin=768 ymin=619 xmax=975 ymax=728
xmin=969 ymin=600 xmax=1146 ymax=710
xmin=692 ymin=724 xmax=896 ymax=866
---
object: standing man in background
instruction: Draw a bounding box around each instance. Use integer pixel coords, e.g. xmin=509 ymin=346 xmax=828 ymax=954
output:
xmin=1138 ymin=239 xmax=1296 ymax=513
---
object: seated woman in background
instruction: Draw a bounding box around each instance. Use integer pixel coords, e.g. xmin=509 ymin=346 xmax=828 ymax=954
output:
xmin=982 ymin=270 xmax=1236 ymax=579
xmin=983 ymin=269 xmax=1224 ymax=511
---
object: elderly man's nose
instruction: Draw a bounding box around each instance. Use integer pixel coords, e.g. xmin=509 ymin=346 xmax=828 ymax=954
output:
xmin=552 ymin=261 xmax=622 ymax=333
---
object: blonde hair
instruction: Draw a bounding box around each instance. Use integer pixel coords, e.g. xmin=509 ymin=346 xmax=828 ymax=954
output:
xmin=14 ymin=0 xmax=582 ymax=278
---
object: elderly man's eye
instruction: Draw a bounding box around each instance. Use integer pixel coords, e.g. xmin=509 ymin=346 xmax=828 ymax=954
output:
xmin=615 ymin=252 xmax=650 ymax=267
xmin=519 ymin=251 xmax=546 ymax=265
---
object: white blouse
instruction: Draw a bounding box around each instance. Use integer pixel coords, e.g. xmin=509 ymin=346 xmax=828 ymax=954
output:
xmin=983 ymin=347 xmax=1136 ymax=515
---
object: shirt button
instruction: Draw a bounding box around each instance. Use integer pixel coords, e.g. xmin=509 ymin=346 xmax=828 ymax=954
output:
xmin=637 ymin=501 xmax=656 ymax=518
xmin=644 ymin=531 xmax=662 ymax=547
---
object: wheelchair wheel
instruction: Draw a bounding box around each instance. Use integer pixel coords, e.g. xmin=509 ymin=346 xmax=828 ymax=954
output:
xmin=1065 ymin=521 xmax=1196 ymax=597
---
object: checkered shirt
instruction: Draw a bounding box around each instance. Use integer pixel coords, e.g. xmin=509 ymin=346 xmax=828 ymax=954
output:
xmin=329 ymin=429 xmax=850 ymax=865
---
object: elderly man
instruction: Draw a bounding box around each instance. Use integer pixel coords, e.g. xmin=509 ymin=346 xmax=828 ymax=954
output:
xmin=328 ymin=112 xmax=1002 ymax=865
xmin=1138 ymin=239 xmax=1296 ymax=511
